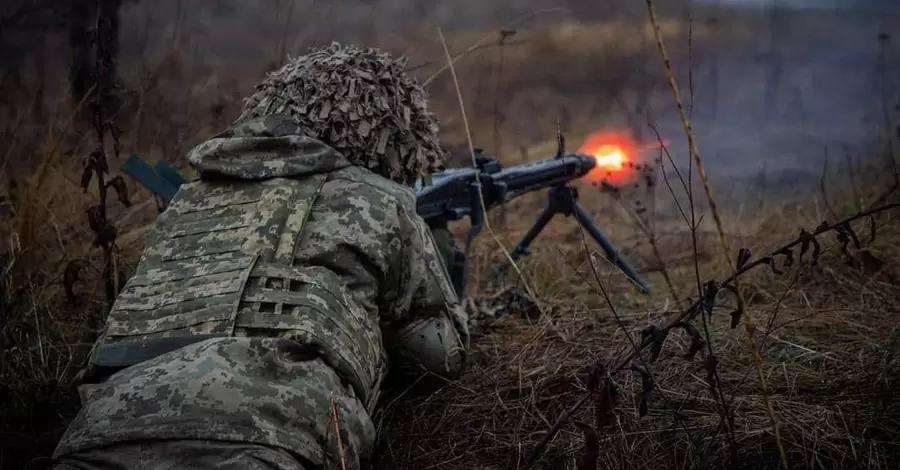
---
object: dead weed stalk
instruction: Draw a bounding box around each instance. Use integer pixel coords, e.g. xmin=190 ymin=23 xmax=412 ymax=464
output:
xmin=69 ymin=0 xmax=131 ymax=313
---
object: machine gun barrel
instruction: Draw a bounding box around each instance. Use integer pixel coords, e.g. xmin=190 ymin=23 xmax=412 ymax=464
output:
xmin=495 ymin=152 xmax=596 ymax=200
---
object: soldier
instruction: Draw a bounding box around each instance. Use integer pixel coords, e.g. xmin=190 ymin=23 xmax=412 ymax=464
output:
xmin=51 ymin=42 xmax=469 ymax=470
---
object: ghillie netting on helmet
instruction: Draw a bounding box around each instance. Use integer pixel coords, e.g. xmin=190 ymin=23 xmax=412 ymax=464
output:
xmin=237 ymin=42 xmax=446 ymax=185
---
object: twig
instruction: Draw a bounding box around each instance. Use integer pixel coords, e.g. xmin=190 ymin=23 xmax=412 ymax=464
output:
xmin=642 ymin=1 xmax=789 ymax=468
xmin=608 ymin=174 xmax=681 ymax=307
xmin=274 ymin=0 xmax=296 ymax=64
xmin=622 ymin=109 xmax=740 ymax=463
xmin=684 ymin=13 xmax=737 ymax=460
xmin=406 ymin=39 xmax=530 ymax=73
xmin=492 ymin=29 xmax=511 ymax=232
xmin=526 ymin=393 xmax=592 ymax=467
xmin=329 ymin=395 xmax=348 ymax=470
xmin=876 ymin=31 xmax=900 ymax=189
xmin=819 ymin=151 xmax=839 ymax=221
xmin=650 ymin=120 xmax=737 ymax=450
xmin=436 ymin=28 xmax=551 ymax=328
xmin=649 ymin=125 xmax=691 ymax=226
xmin=424 ymin=9 xmax=567 ymax=87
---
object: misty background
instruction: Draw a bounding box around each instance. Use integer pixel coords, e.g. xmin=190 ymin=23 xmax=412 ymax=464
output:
xmin=1 ymin=0 xmax=898 ymax=201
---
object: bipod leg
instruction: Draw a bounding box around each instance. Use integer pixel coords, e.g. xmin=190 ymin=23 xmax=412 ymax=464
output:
xmin=572 ymin=203 xmax=653 ymax=295
xmin=459 ymin=194 xmax=486 ymax=299
xmin=488 ymin=202 xmax=557 ymax=284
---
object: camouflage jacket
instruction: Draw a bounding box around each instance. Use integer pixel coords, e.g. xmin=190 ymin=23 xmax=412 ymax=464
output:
xmin=54 ymin=115 xmax=468 ymax=459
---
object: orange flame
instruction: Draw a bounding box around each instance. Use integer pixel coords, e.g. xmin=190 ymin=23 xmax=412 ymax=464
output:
xmin=578 ymin=132 xmax=637 ymax=182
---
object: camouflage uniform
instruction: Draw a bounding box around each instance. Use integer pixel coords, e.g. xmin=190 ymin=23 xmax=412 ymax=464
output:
xmin=52 ymin=44 xmax=468 ymax=470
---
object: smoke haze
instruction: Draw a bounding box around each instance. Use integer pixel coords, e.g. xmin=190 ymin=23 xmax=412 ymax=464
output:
xmin=4 ymin=0 xmax=897 ymax=198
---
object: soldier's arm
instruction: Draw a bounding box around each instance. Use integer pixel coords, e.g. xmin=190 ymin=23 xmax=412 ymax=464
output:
xmin=428 ymin=225 xmax=467 ymax=298
xmin=385 ymin=205 xmax=469 ymax=381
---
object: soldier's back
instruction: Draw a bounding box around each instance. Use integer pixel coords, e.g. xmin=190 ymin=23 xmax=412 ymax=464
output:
xmin=53 ymin=116 xmax=415 ymax=470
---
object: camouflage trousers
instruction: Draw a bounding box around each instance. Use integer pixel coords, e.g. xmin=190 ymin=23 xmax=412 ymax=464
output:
xmin=51 ymin=337 xmax=379 ymax=470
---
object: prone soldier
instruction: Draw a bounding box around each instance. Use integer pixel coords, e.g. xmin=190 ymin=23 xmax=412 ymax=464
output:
xmin=51 ymin=42 xmax=469 ymax=470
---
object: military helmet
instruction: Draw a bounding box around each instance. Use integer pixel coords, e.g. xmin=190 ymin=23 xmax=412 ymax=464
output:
xmin=236 ymin=42 xmax=446 ymax=186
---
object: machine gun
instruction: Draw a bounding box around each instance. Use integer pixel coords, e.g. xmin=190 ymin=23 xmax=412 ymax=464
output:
xmin=122 ymin=139 xmax=652 ymax=301
xmin=415 ymin=144 xmax=651 ymax=299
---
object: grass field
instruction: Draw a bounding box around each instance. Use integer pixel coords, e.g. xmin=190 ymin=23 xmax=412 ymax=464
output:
xmin=1 ymin=1 xmax=899 ymax=469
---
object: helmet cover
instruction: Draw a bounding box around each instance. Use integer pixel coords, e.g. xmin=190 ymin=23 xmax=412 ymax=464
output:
xmin=236 ymin=42 xmax=446 ymax=185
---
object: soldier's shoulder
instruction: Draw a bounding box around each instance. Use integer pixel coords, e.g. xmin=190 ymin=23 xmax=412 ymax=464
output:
xmin=330 ymin=166 xmax=417 ymax=209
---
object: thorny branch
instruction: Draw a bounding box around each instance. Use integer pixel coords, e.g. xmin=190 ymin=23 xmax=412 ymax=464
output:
xmin=525 ymin=201 xmax=900 ymax=467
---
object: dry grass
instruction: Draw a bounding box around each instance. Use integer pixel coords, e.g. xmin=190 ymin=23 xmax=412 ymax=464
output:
xmin=373 ymin=200 xmax=900 ymax=469
xmin=2 ymin=3 xmax=900 ymax=470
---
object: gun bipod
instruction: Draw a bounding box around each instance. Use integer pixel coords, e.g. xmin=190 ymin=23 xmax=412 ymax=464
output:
xmin=488 ymin=183 xmax=652 ymax=296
